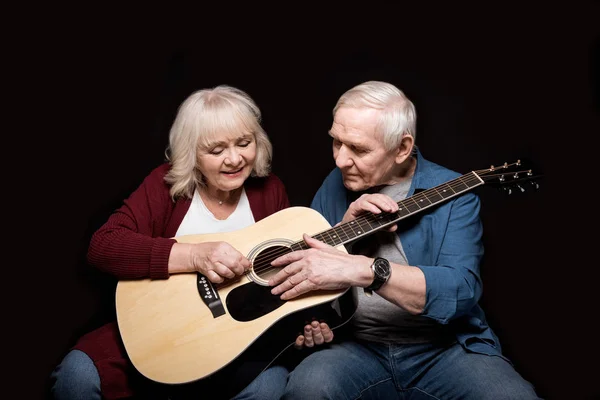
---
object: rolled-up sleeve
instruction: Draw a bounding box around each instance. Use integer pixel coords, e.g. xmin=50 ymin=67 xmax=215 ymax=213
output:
xmin=418 ymin=192 xmax=484 ymax=323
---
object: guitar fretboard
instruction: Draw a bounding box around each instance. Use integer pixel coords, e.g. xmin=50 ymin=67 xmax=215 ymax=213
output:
xmin=290 ymin=171 xmax=484 ymax=251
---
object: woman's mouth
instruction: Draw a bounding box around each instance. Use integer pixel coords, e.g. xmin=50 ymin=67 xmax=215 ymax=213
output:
xmin=221 ymin=167 xmax=244 ymax=177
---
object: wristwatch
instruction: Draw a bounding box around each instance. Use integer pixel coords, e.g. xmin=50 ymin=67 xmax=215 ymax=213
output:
xmin=365 ymin=257 xmax=391 ymax=294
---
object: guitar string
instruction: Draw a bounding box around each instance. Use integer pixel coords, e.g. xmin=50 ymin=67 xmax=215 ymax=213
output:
xmin=213 ymin=169 xmax=531 ymax=285
xmin=247 ymin=173 xmax=484 ymax=275
xmin=248 ymin=170 xmax=532 ymax=275
xmin=249 ymin=173 xmax=487 ymax=274
xmin=247 ymin=169 xmax=530 ymax=272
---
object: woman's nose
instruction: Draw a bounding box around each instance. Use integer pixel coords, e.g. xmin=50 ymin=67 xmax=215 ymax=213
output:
xmin=225 ymin=148 xmax=242 ymax=165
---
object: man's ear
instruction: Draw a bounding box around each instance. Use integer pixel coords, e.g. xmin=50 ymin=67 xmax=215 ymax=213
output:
xmin=394 ymin=134 xmax=414 ymax=164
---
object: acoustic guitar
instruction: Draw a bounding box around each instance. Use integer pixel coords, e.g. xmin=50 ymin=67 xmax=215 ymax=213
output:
xmin=115 ymin=160 xmax=541 ymax=395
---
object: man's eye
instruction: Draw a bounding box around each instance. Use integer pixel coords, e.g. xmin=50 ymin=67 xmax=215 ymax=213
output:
xmin=333 ymin=140 xmax=341 ymax=147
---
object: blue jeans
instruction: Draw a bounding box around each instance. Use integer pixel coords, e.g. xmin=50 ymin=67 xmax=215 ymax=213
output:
xmin=283 ymin=339 xmax=541 ymax=400
xmin=50 ymin=349 xmax=290 ymax=399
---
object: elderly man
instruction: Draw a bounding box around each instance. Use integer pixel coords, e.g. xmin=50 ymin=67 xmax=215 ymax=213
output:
xmin=270 ymin=81 xmax=541 ymax=399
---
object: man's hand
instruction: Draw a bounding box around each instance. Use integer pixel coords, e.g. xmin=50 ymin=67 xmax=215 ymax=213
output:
xmin=268 ymin=234 xmax=358 ymax=300
xmin=342 ymin=193 xmax=399 ymax=232
xmin=294 ymin=321 xmax=334 ymax=349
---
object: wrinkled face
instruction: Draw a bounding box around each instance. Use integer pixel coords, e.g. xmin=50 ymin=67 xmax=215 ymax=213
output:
xmin=196 ymin=132 xmax=257 ymax=192
xmin=330 ymin=107 xmax=399 ymax=191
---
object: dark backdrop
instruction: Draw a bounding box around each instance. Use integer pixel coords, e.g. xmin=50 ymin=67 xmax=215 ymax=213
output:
xmin=19 ymin=4 xmax=599 ymax=400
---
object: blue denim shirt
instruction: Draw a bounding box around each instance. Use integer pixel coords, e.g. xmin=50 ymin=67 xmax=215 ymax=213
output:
xmin=310 ymin=149 xmax=505 ymax=359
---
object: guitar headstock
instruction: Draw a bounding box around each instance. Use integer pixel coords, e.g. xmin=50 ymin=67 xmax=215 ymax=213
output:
xmin=474 ymin=160 xmax=543 ymax=194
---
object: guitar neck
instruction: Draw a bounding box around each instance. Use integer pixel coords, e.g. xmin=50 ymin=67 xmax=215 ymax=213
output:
xmin=291 ymin=171 xmax=484 ymax=250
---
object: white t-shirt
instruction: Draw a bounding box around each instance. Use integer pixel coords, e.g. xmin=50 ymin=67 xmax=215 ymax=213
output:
xmin=175 ymin=188 xmax=255 ymax=236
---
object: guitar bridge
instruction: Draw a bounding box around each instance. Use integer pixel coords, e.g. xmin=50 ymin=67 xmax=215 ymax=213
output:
xmin=197 ymin=273 xmax=226 ymax=318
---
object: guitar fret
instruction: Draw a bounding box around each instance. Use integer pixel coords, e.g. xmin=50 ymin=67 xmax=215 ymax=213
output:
xmin=361 ymin=216 xmax=375 ymax=231
xmin=313 ymin=232 xmax=327 ymax=244
xmin=422 ymin=189 xmax=443 ymax=204
xmin=346 ymin=220 xmax=364 ymax=237
xmin=333 ymin=225 xmax=351 ymax=242
xmin=322 ymin=230 xmax=339 ymax=247
xmin=396 ymin=206 xmax=410 ymax=218
xmin=372 ymin=213 xmax=389 ymax=227
xmin=356 ymin=218 xmax=372 ymax=234
xmin=290 ymin=242 xmax=307 ymax=251
xmin=414 ymin=194 xmax=433 ymax=207
xmin=452 ymin=178 xmax=469 ymax=191
xmin=438 ymin=183 xmax=456 ymax=197
xmin=330 ymin=230 xmax=343 ymax=246
xmin=402 ymin=198 xmax=422 ymax=213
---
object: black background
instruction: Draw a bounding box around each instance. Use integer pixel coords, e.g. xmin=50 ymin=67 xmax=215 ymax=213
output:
xmin=14 ymin=3 xmax=599 ymax=399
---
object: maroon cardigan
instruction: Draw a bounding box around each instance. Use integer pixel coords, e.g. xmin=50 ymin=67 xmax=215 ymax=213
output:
xmin=74 ymin=163 xmax=290 ymax=399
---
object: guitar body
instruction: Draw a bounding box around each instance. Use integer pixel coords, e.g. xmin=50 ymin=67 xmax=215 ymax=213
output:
xmin=115 ymin=206 xmax=357 ymax=391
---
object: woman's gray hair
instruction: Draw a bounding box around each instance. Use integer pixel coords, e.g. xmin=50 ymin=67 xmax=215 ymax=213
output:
xmin=333 ymin=81 xmax=417 ymax=151
xmin=164 ymin=85 xmax=272 ymax=199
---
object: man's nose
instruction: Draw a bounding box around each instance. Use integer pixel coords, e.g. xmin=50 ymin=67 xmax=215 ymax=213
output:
xmin=335 ymin=146 xmax=353 ymax=168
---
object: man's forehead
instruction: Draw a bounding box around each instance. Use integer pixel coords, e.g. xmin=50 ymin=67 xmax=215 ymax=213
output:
xmin=335 ymin=107 xmax=380 ymax=125
xmin=330 ymin=119 xmax=379 ymax=144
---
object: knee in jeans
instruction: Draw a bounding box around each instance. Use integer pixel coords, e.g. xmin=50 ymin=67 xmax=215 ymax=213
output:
xmin=285 ymin=371 xmax=340 ymax=399
xmin=50 ymin=350 xmax=101 ymax=399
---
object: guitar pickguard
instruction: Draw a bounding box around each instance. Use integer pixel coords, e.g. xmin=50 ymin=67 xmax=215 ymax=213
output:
xmin=226 ymin=281 xmax=286 ymax=322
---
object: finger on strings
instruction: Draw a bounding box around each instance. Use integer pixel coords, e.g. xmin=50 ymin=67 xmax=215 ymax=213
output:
xmin=268 ymin=261 xmax=304 ymax=286
xmin=303 ymin=233 xmax=331 ymax=249
xmin=271 ymin=250 xmax=307 ymax=267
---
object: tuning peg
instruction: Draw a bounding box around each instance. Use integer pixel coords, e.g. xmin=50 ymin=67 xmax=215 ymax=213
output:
xmin=503 ymin=187 xmax=512 ymax=195
xmin=530 ymin=181 xmax=540 ymax=190
xmin=517 ymin=184 xmax=525 ymax=193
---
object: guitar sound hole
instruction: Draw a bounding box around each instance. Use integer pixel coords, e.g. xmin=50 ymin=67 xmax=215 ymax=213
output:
xmin=252 ymin=245 xmax=291 ymax=281
xmin=226 ymin=245 xmax=292 ymax=322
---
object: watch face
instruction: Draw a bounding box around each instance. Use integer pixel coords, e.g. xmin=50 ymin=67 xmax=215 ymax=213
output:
xmin=374 ymin=258 xmax=391 ymax=278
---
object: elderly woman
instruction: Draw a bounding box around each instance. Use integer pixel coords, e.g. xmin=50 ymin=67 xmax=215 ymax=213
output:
xmin=50 ymin=85 xmax=332 ymax=400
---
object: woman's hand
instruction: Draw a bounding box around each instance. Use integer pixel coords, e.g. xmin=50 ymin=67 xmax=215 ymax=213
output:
xmin=168 ymin=241 xmax=250 ymax=282
xmin=294 ymin=321 xmax=334 ymax=349
xmin=190 ymin=242 xmax=250 ymax=283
